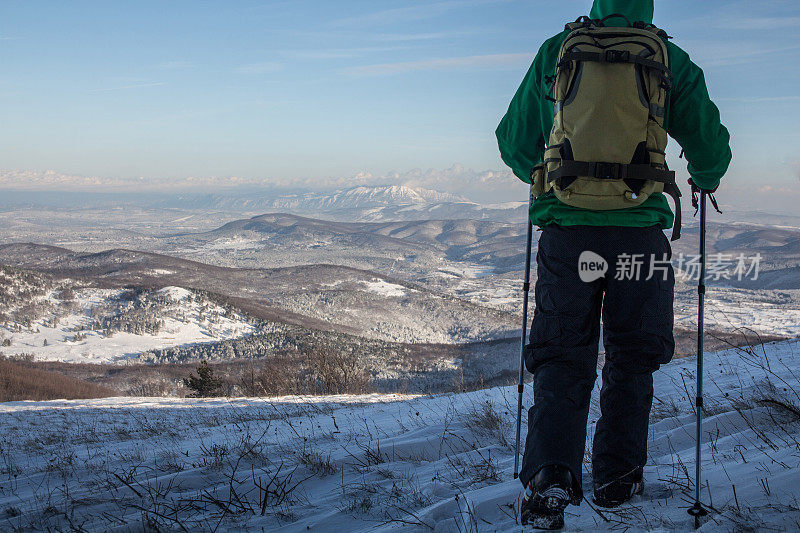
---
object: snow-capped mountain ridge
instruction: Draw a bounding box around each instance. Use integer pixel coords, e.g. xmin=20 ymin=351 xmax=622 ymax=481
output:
xmin=146 ymin=185 xmax=495 ymax=220
xmin=269 ymin=185 xmax=474 ymax=210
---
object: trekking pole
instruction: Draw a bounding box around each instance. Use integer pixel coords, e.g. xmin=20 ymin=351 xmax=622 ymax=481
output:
xmin=688 ymin=191 xmax=709 ymax=528
xmin=514 ymin=185 xmax=534 ymax=479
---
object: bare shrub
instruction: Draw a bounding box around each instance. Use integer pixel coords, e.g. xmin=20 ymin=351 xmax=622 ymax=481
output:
xmin=311 ymin=347 xmax=372 ymax=394
xmin=308 ymin=348 xmax=370 ymax=394
xmin=465 ymin=399 xmax=510 ymax=448
xmin=753 ymin=379 xmax=800 ymax=421
xmin=238 ymin=355 xmax=310 ymax=396
xmin=126 ymin=377 xmax=175 ymax=397
xmin=651 ymin=395 xmax=682 ymax=421
xmin=298 ymin=447 xmax=337 ymax=477
xmin=197 ymin=441 xmax=230 ymax=470
xmin=59 ymin=287 xmax=75 ymax=300
xmin=239 ymin=349 xmax=372 ymax=396
xmin=446 ymin=449 xmax=501 ymax=485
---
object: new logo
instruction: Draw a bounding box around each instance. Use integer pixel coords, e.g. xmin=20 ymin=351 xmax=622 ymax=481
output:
xmin=578 ymin=251 xmax=608 ymax=282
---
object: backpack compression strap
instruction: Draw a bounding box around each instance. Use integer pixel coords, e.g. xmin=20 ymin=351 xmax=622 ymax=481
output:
xmin=547 ymin=161 xmax=674 ymax=183
xmin=559 ymin=50 xmax=669 ymax=74
xmin=557 ymin=51 xmax=673 ymax=89
xmin=547 ymin=161 xmax=683 ymax=240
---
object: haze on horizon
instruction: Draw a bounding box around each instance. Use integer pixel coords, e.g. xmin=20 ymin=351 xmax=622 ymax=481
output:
xmin=1 ymin=0 xmax=799 ymax=209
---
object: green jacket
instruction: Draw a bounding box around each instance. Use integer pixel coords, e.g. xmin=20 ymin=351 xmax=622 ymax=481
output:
xmin=496 ymin=0 xmax=731 ymax=229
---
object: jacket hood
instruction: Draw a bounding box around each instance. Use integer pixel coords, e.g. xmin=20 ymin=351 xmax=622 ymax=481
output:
xmin=589 ymin=0 xmax=654 ymax=25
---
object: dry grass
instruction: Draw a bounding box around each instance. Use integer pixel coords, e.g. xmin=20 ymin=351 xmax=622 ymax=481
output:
xmin=0 ymin=350 xmax=374 ymax=401
xmin=0 ymin=356 xmax=115 ymax=401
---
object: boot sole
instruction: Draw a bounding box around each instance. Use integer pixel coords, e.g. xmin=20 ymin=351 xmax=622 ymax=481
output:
xmin=522 ymin=487 xmax=570 ymax=529
xmin=538 ymin=487 xmax=570 ymax=512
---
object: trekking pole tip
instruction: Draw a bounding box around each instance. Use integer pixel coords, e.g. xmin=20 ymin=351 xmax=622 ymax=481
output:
xmin=688 ymin=501 xmax=708 ymax=529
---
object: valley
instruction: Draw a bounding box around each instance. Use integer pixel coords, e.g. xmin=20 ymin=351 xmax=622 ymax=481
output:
xmin=1 ymin=185 xmax=799 ymax=398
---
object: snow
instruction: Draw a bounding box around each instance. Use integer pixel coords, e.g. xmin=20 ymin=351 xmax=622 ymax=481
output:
xmin=362 ymin=279 xmax=408 ymax=297
xmin=1 ymin=339 xmax=799 ymax=530
xmin=158 ymin=286 xmax=192 ymax=300
xmin=146 ymin=268 xmax=175 ymax=276
xmin=438 ymin=263 xmax=496 ymax=279
xmin=206 ymin=236 xmax=264 ymax=251
xmin=703 ymin=290 xmax=800 ymax=337
xmin=484 ymin=201 xmax=527 ymax=210
xmin=0 ymin=287 xmax=256 ymax=363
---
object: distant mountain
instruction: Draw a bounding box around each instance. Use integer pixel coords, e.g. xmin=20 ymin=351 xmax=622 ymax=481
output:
xmin=269 ymin=185 xmax=473 ymax=210
xmin=0 ymin=184 xmax=528 ymax=222
xmin=156 ymin=185 xmax=526 ymax=222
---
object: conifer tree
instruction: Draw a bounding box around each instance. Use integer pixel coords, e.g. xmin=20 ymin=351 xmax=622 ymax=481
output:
xmin=183 ymin=360 xmax=223 ymax=397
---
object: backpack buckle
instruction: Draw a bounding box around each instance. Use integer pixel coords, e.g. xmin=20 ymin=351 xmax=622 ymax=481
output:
xmin=604 ymin=50 xmax=630 ymax=63
xmin=594 ymin=162 xmax=623 ymax=179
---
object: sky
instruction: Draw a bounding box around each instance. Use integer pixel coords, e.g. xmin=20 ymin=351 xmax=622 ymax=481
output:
xmin=1 ymin=0 xmax=799 ymax=207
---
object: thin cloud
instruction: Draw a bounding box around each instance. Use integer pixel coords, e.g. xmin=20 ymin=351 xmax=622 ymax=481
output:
xmin=89 ymin=81 xmax=165 ymax=92
xmin=278 ymin=30 xmax=479 ymax=60
xmin=331 ymin=0 xmax=511 ymax=27
xmin=684 ymin=42 xmax=800 ymax=67
xmin=717 ymin=96 xmax=800 ymax=103
xmin=156 ymin=60 xmax=196 ymax=70
xmin=374 ymin=30 xmax=480 ymax=42
xmin=234 ymin=62 xmax=283 ymax=74
xmin=343 ymin=52 xmax=532 ymax=76
xmin=717 ymin=15 xmax=800 ymax=31
xmin=288 ymin=46 xmax=411 ymax=60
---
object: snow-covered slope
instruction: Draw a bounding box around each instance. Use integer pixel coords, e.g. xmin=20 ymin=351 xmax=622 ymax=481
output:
xmin=2 ymin=339 xmax=799 ymax=530
xmin=0 ymin=285 xmax=256 ymax=363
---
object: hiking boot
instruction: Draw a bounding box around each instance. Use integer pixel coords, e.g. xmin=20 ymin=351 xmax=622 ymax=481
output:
xmin=521 ymin=465 xmax=574 ymax=530
xmin=592 ymin=478 xmax=644 ymax=508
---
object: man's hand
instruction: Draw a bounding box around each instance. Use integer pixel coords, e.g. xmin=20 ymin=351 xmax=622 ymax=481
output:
xmin=687 ymin=178 xmax=718 ymax=194
xmin=687 ymin=178 xmax=722 ymax=214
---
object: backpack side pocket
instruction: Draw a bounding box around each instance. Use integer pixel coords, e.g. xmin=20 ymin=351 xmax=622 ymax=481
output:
xmin=530 ymin=163 xmax=546 ymax=198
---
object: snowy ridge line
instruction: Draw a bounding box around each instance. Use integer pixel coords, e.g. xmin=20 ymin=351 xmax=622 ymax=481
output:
xmin=0 ymin=392 xmax=421 ymax=412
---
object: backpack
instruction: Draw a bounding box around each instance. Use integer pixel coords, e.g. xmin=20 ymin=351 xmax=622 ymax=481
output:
xmin=530 ymin=14 xmax=683 ymax=239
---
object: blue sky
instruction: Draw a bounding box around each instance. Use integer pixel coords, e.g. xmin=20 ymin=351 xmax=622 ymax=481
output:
xmin=1 ymin=0 xmax=799 ymax=206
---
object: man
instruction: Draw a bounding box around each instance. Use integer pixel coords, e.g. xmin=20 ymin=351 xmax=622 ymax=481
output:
xmin=496 ymin=0 xmax=730 ymax=529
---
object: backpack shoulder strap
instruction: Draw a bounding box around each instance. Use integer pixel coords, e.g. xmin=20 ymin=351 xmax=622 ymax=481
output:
xmin=632 ymin=21 xmax=672 ymax=39
xmin=564 ymin=16 xmax=593 ymax=31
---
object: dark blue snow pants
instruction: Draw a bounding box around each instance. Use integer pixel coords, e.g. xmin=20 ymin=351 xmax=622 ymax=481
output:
xmin=519 ymin=225 xmax=675 ymax=498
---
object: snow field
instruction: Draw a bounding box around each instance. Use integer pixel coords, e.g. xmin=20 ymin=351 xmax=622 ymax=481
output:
xmin=0 ymin=340 xmax=799 ymax=531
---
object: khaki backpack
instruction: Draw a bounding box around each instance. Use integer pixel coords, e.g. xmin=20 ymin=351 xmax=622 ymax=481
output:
xmin=530 ymin=14 xmax=683 ymax=239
